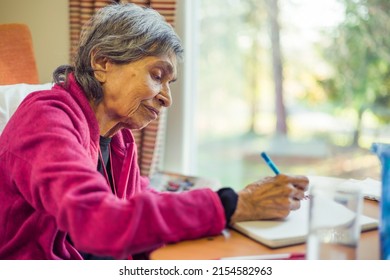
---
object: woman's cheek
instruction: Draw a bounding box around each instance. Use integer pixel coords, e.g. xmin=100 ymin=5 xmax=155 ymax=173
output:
xmin=124 ymin=102 xmax=140 ymax=117
xmin=145 ymin=81 xmax=161 ymax=98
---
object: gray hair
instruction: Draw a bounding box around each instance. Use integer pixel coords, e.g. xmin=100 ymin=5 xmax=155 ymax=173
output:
xmin=53 ymin=3 xmax=183 ymax=102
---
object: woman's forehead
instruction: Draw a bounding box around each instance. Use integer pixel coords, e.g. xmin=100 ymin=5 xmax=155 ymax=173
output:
xmin=139 ymin=55 xmax=177 ymax=76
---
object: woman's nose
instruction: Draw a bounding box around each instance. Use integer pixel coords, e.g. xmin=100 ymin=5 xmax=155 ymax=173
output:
xmin=157 ymin=85 xmax=172 ymax=107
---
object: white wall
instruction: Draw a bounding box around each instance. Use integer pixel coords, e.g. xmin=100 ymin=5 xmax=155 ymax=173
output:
xmin=0 ymin=0 xmax=69 ymax=83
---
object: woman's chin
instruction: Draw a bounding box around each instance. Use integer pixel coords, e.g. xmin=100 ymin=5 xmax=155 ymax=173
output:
xmin=124 ymin=120 xmax=151 ymax=131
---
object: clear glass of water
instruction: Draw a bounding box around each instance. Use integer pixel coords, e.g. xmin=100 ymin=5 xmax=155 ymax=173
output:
xmin=307 ymin=185 xmax=363 ymax=260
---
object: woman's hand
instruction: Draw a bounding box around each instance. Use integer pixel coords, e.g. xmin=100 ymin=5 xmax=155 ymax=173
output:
xmin=230 ymin=174 xmax=309 ymax=224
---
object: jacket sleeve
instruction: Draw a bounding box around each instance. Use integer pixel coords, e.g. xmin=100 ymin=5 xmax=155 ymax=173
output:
xmin=7 ymin=93 xmax=226 ymax=259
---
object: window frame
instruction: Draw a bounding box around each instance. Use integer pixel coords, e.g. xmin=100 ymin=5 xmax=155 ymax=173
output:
xmin=163 ymin=0 xmax=199 ymax=174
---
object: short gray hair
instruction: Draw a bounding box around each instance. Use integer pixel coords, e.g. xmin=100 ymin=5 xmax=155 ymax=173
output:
xmin=53 ymin=3 xmax=183 ymax=101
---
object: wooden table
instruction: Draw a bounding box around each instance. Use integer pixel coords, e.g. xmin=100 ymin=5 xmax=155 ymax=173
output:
xmin=150 ymin=199 xmax=379 ymax=260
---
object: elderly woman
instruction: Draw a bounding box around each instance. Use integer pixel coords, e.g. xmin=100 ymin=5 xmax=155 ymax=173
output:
xmin=0 ymin=3 xmax=308 ymax=260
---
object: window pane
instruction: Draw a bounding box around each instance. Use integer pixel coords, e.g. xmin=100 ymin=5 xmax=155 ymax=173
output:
xmin=195 ymin=0 xmax=388 ymax=190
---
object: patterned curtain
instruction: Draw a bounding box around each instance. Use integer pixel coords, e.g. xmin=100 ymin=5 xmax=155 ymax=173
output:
xmin=69 ymin=0 xmax=178 ymax=177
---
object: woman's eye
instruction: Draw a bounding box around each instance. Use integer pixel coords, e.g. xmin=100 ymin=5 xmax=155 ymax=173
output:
xmin=152 ymin=71 xmax=163 ymax=81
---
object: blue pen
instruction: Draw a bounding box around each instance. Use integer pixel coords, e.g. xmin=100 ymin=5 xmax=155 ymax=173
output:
xmin=260 ymin=152 xmax=280 ymax=175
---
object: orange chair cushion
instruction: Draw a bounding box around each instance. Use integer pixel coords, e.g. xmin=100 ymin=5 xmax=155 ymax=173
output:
xmin=0 ymin=23 xmax=39 ymax=85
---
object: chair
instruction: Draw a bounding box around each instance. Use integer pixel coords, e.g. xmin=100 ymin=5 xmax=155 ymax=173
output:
xmin=0 ymin=23 xmax=39 ymax=85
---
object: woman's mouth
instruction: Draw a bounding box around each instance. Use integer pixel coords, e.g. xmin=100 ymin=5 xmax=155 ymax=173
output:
xmin=145 ymin=105 xmax=159 ymax=119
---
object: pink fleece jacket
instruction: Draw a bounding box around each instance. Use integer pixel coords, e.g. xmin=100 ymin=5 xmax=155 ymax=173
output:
xmin=0 ymin=75 xmax=225 ymax=259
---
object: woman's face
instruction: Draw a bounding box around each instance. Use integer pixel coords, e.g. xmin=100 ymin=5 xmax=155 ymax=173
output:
xmin=94 ymin=54 xmax=177 ymax=135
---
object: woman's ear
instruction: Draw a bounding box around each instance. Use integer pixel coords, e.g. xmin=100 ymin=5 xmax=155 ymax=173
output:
xmin=91 ymin=50 xmax=108 ymax=83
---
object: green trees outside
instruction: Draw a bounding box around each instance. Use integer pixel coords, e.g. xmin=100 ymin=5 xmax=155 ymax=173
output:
xmin=197 ymin=0 xmax=250 ymax=139
xmin=265 ymin=0 xmax=287 ymax=136
xmin=195 ymin=0 xmax=388 ymax=187
xmin=198 ymin=0 xmax=287 ymax=139
xmin=319 ymin=0 xmax=390 ymax=146
xmin=197 ymin=0 xmax=389 ymax=145
xmin=241 ymin=0 xmax=287 ymax=136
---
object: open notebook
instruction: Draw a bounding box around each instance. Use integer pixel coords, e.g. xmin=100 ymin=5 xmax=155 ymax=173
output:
xmin=231 ymin=176 xmax=379 ymax=248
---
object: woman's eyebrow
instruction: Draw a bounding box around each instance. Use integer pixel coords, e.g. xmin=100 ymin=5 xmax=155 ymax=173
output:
xmin=154 ymin=61 xmax=174 ymax=73
xmin=154 ymin=61 xmax=177 ymax=80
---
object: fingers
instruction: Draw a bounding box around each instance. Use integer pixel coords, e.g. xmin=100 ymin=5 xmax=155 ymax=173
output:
xmin=262 ymin=180 xmax=306 ymax=212
xmin=270 ymin=193 xmax=302 ymax=212
xmin=290 ymin=197 xmax=302 ymax=210
xmin=274 ymin=174 xmax=309 ymax=191
xmin=289 ymin=175 xmax=310 ymax=191
xmin=288 ymin=183 xmax=307 ymax=211
xmin=259 ymin=181 xmax=306 ymax=201
xmin=269 ymin=193 xmax=303 ymax=211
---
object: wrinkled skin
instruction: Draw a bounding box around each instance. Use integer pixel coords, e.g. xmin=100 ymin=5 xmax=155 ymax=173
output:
xmin=230 ymin=174 xmax=309 ymax=224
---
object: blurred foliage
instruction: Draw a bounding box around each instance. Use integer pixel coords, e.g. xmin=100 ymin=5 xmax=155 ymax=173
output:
xmin=319 ymin=0 xmax=390 ymax=123
xmin=195 ymin=0 xmax=387 ymax=186
xmin=197 ymin=0 xmax=266 ymax=140
xmin=196 ymin=0 xmax=390 ymax=144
